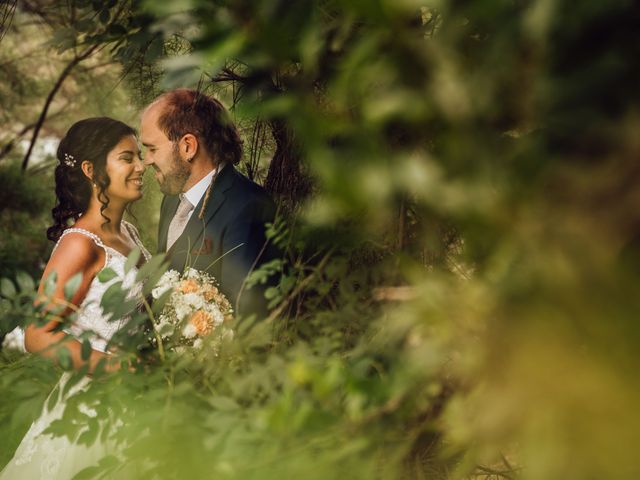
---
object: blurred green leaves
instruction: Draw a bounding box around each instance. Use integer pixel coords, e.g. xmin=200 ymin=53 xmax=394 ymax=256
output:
xmin=2 ymin=0 xmax=640 ymax=479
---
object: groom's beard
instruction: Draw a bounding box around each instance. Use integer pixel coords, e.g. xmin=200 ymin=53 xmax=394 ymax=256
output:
xmin=158 ymin=148 xmax=190 ymax=195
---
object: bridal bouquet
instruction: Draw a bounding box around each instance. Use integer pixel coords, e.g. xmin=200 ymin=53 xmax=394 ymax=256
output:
xmin=151 ymin=268 xmax=234 ymax=350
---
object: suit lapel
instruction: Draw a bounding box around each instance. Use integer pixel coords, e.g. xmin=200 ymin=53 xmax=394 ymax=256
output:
xmin=168 ymin=164 xmax=236 ymax=261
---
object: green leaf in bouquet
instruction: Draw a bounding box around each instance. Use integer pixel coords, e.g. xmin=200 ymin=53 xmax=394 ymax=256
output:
xmin=143 ymin=267 xmax=170 ymax=298
xmin=124 ymin=247 xmax=141 ymax=273
xmin=81 ymin=339 xmax=92 ymax=361
xmin=16 ymin=271 xmax=35 ymax=293
xmin=1 ymin=278 xmax=16 ymax=298
xmin=42 ymin=271 xmax=58 ymax=297
xmin=151 ymin=288 xmax=173 ymax=315
xmin=97 ymin=268 xmax=118 ymax=283
xmin=64 ymin=272 xmax=83 ymax=300
xmin=136 ymin=254 xmax=167 ymax=283
xmin=159 ymin=323 xmax=173 ymax=336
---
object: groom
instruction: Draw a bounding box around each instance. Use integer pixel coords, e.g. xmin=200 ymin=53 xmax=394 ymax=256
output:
xmin=141 ymin=88 xmax=276 ymax=316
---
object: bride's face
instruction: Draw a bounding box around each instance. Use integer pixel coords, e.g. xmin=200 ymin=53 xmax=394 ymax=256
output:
xmin=104 ymin=135 xmax=145 ymax=203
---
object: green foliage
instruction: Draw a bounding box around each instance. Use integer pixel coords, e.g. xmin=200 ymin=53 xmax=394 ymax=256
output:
xmin=0 ymin=350 xmax=59 ymax=467
xmin=0 ymin=161 xmax=54 ymax=279
xmin=2 ymin=0 xmax=640 ymax=479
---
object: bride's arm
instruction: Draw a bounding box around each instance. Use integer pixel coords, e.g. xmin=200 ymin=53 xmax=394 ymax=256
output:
xmin=24 ymin=234 xmax=120 ymax=373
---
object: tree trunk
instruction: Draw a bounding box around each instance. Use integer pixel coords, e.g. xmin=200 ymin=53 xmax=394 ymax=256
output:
xmin=264 ymin=119 xmax=312 ymax=215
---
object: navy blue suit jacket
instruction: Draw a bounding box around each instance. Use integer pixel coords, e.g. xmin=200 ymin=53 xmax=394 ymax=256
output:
xmin=158 ymin=164 xmax=276 ymax=316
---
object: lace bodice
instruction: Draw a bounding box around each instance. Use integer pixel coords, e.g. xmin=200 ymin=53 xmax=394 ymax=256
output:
xmin=0 ymin=222 xmax=152 ymax=479
xmin=53 ymin=221 xmax=151 ymax=352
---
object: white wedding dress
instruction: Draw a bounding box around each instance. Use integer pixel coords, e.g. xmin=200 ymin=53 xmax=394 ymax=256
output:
xmin=0 ymin=222 xmax=150 ymax=480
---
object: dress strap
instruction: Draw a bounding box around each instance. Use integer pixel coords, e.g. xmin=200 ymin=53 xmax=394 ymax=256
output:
xmin=122 ymin=221 xmax=151 ymax=261
xmin=53 ymin=227 xmax=110 ymax=263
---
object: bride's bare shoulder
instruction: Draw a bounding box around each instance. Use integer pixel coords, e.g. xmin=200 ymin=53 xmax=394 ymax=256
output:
xmin=46 ymin=231 xmax=105 ymax=277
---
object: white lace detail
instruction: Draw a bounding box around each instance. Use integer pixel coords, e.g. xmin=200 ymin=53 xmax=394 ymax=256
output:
xmin=2 ymin=223 xmax=151 ymax=355
xmin=0 ymin=223 xmax=151 ymax=479
xmin=51 ymin=223 xmax=151 ymax=352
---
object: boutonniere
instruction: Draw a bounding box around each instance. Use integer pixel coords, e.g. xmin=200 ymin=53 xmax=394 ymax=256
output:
xmin=191 ymin=238 xmax=213 ymax=255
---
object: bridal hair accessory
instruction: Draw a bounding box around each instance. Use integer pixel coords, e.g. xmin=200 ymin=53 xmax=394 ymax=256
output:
xmin=63 ymin=153 xmax=76 ymax=167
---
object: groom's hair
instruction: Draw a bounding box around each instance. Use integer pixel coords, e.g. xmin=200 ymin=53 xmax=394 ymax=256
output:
xmin=154 ymin=88 xmax=243 ymax=165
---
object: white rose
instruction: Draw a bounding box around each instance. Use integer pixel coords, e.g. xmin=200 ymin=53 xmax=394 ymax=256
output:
xmin=183 ymin=292 xmax=204 ymax=309
xmin=182 ymin=323 xmax=197 ymax=339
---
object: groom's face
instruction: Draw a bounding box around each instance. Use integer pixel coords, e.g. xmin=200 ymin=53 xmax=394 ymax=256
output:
xmin=141 ymin=105 xmax=191 ymax=195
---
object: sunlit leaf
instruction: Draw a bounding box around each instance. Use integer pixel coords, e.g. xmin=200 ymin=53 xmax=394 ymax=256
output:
xmin=0 ymin=278 xmax=16 ymax=298
xmin=97 ymin=268 xmax=118 ymax=283
xmin=57 ymin=346 xmax=73 ymax=371
xmin=64 ymin=273 xmax=83 ymax=301
xmin=81 ymin=339 xmax=92 ymax=361
xmin=42 ymin=271 xmax=58 ymax=297
xmin=15 ymin=271 xmax=35 ymax=292
xmin=124 ymin=247 xmax=141 ymax=274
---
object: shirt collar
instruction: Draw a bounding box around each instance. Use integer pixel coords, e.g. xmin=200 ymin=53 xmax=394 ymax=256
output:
xmin=182 ymin=163 xmax=225 ymax=207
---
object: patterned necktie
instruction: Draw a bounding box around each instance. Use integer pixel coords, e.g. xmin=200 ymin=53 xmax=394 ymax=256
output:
xmin=166 ymin=195 xmax=194 ymax=250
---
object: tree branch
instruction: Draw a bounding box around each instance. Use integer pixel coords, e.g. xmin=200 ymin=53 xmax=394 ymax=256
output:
xmin=20 ymin=44 xmax=99 ymax=170
xmin=0 ymin=105 xmax=68 ymax=162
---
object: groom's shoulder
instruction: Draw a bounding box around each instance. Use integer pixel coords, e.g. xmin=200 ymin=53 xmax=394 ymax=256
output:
xmin=229 ymin=167 xmax=272 ymax=203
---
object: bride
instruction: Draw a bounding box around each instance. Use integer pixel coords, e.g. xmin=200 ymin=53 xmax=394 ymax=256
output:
xmin=1 ymin=117 xmax=151 ymax=479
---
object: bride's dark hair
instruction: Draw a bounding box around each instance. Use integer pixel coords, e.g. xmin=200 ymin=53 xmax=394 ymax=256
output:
xmin=47 ymin=117 xmax=137 ymax=242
